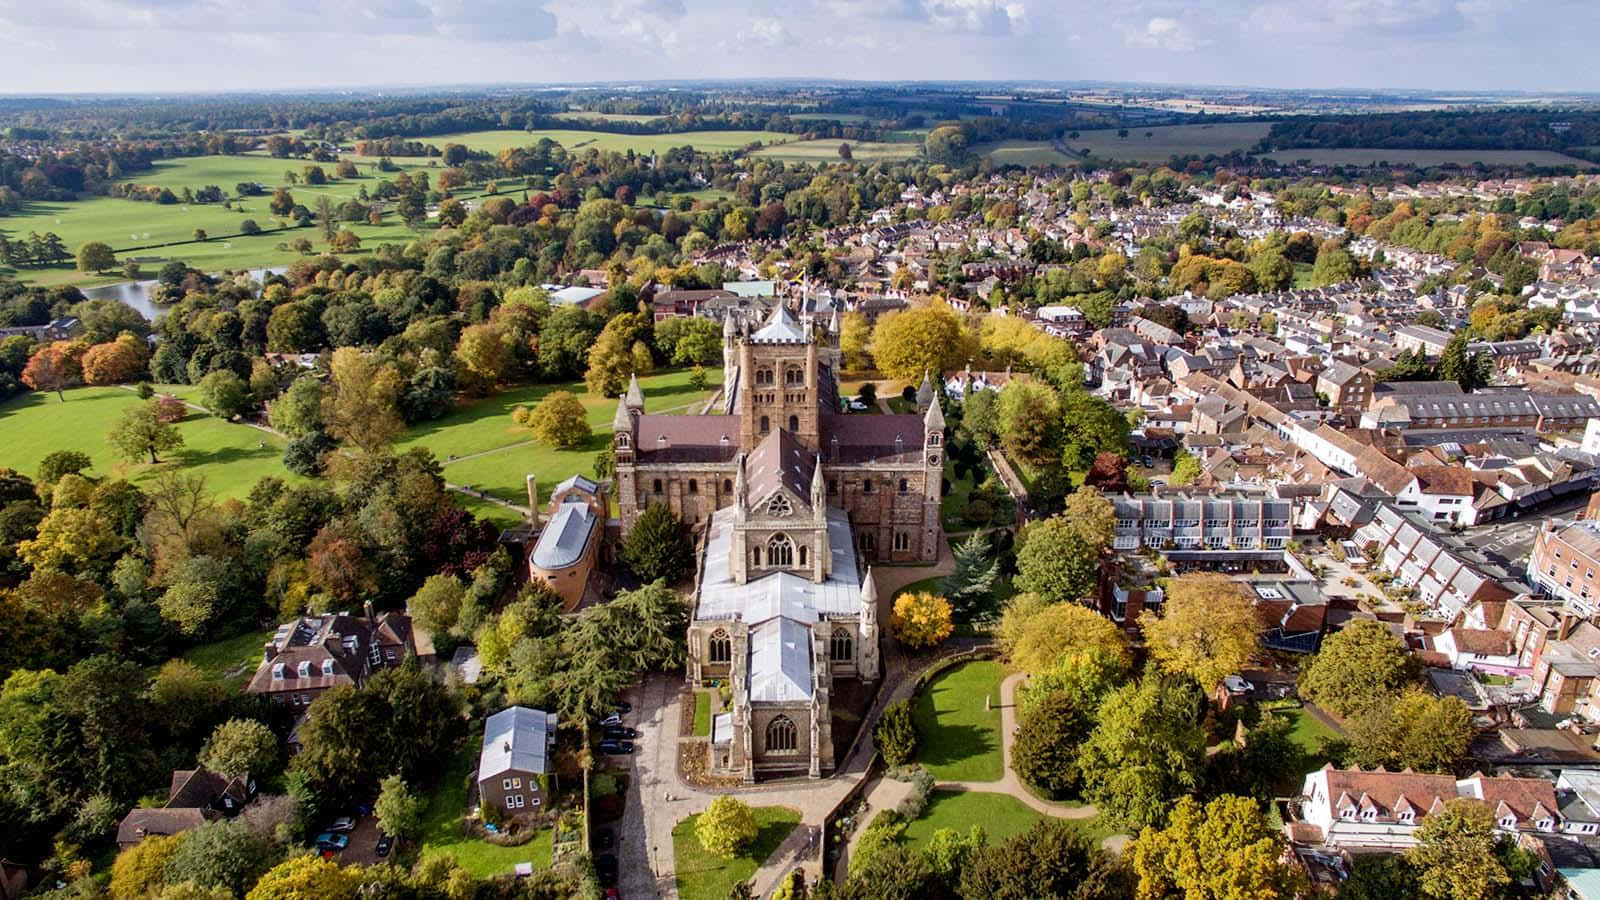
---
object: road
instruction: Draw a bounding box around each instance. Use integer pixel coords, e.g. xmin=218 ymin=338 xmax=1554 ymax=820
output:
xmin=1457 ymin=492 xmax=1585 ymax=575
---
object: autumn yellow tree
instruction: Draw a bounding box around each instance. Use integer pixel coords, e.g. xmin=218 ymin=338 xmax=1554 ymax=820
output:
xmin=868 ymin=301 xmax=969 ymax=383
xmin=840 ymin=311 xmax=873 ymax=371
xmin=1128 ymin=795 xmax=1301 ymax=900
xmin=695 ymin=795 xmax=758 ymax=858
xmin=523 ymin=390 xmax=591 ymax=449
xmin=1141 ymin=572 xmax=1260 ymax=692
xmin=82 ymin=334 xmax=150 ymax=385
xmin=322 ymin=346 xmax=404 ymax=453
xmin=890 ymin=591 xmax=954 ymax=649
xmin=453 ymin=322 xmax=512 ymax=388
xmin=1008 ymin=601 xmax=1128 ymax=676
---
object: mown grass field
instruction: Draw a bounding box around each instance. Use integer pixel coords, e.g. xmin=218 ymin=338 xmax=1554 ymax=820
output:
xmin=900 ymin=791 xmax=1115 ymax=848
xmin=673 ymin=806 xmax=800 ymax=900
xmin=417 ymin=129 xmax=794 ymax=157
xmin=0 ymin=152 xmax=459 ymax=286
xmin=751 ymin=139 xmax=918 ymax=162
xmin=976 ymin=141 xmax=1079 ymax=168
xmin=1066 ymin=122 xmax=1273 ymax=163
xmin=911 ymin=660 xmax=1006 ymax=782
xmin=0 ymin=386 xmax=295 ymax=499
xmin=398 ymin=367 xmax=720 ymax=509
xmin=552 ymin=111 xmax=665 ymax=124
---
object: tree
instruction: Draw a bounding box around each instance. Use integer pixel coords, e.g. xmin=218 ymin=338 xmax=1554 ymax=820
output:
xmin=1301 ymin=618 xmax=1417 ymax=718
xmin=696 ymin=795 xmax=758 ymax=857
xmin=23 ymin=341 xmax=86 ymax=401
xmin=76 ymin=241 xmax=116 ymax=274
xmin=197 ymin=370 xmax=251 ymax=420
xmin=110 ymin=833 xmax=180 ymax=900
xmin=375 ymin=774 xmax=425 ymax=841
xmin=269 ymin=188 xmax=295 ymax=216
xmin=923 ymin=125 xmax=969 ymax=165
xmin=268 ymin=376 xmax=323 ymax=437
xmin=995 ymin=381 xmax=1061 ymax=465
xmin=81 ymin=335 xmax=149 ymax=386
xmin=939 ymin=532 xmax=999 ymax=620
xmin=620 ymin=502 xmax=694 ymax=584
xmin=108 ymin=400 xmax=184 ymax=464
xmin=890 ymin=591 xmax=953 ymax=649
xmin=20 ymin=504 xmax=124 ymax=573
xmin=323 ymin=346 xmax=404 ymax=453
xmin=874 ymin=698 xmax=918 ymax=766
xmin=1169 ymin=450 xmax=1202 ymax=486
xmin=1014 ymin=516 xmax=1099 ymax=603
xmin=158 ymin=555 xmax=237 ymax=637
xmin=837 ymin=142 xmax=854 ymax=160
xmin=1012 ymin=687 xmax=1097 ymax=798
xmin=1008 ymin=601 xmax=1127 ymax=676
xmin=958 ymin=819 xmax=1128 ymax=900
xmin=162 ymin=821 xmax=275 ymax=897
xmin=1141 ymin=572 xmax=1261 ymax=692
xmin=329 ymin=229 xmax=361 ymax=252
xmin=408 ymin=574 xmax=466 ymax=637
xmin=840 ymin=312 xmax=872 ymax=371
xmin=199 ymin=719 xmax=278 ymax=780
xmin=1059 ymin=388 xmax=1131 ymax=470
xmin=1128 ymin=794 xmax=1302 ymax=900
xmin=1061 ymin=487 xmax=1116 ymax=555
xmin=1348 ymin=688 xmax=1472 ymax=773
xmin=1311 ymin=244 xmax=1358 ymax=287
xmin=1438 ymin=333 xmax=1490 ymax=392
xmin=585 ymin=312 xmax=652 ymax=397
xmin=525 ymin=390 xmax=591 ymax=449
xmin=1407 ymin=799 xmax=1511 ymax=900
xmin=454 ymin=322 xmax=512 ymax=387
xmin=868 ymin=302 xmax=967 ymax=383
xmin=1077 ymin=678 xmax=1206 ymax=830
xmin=38 ymin=450 xmax=92 ymax=485
xmin=244 ymin=856 xmax=357 ymax=900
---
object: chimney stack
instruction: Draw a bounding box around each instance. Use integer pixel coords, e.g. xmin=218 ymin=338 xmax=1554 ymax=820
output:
xmin=526 ymin=474 xmax=539 ymax=527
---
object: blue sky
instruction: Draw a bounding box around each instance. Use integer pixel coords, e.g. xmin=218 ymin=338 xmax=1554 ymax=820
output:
xmin=0 ymin=0 xmax=1593 ymax=94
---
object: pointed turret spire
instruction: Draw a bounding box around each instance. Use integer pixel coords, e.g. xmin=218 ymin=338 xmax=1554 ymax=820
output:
xmin=916 ymin=370 xmax=934 ymax=412
xmin=828 ymin=305 xmax=841 ymax=335
xmin=861 ymin=566 xmax=878 ymax=614
xmin=923 ymin=394 xmax=946 ymax=432
xmin=612 ymin=396 xmax=633 ymax=432
xmin=733 ymin=452 xmax=748 ymax=523
xmin=624 ymin=373 xmax=645 ymax=411
xmin=811 ymin=453 xmax=825 ymax=519
xmin=858 ymin=566 xmax=881 ymax=681
xmin=723 ymin=308 xmax=738 ymax=337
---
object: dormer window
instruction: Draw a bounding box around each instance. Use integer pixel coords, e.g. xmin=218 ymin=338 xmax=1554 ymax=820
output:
xmin=1500 ymin=816 xmax=1517 ymax=829
xmin=321 ymin=659 xmax=335 ymax=677
xmin=1361 ymin=808 xmax=1377 ymax=822
xmin=1537 ymin=818 xmax=1554 ymax=831
xmin=1399 ymin=811 xmax=1415 ymax=824
xmin=272 ymin=663 xmax=285 ymax=680
xmin=297 ymin=661 xmax=311 ymax=678
xmin=1340 ymin=807 xmax=1355 ymax=821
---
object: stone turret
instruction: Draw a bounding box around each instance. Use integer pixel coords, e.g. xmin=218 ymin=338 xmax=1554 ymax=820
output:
xmin=916 ymin=370 xmax=935 ymax=414
xmin=858 ymin=567 xmax=880 ymax=681
xmin=624 ymin=373 xmax=645 ymax=412
xmin=923 ymin=392 xmax=946 ymax=436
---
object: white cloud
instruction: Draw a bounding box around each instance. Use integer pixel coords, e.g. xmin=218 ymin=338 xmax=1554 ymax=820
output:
xmin=825 ymin=0 xmax=1024 ymax=34
xmin=747 ymin=17 xmax=790 ymax=46
xmin=1126 ymin=16 xmax=1202 ymax=51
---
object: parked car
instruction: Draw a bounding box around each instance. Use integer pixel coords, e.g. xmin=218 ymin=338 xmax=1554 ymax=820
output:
xmin=596 ymin=854 xmax=619 ymax=886
xmin=327 ymin=816 xmax=357 ymax=833
xmin=848 ymin=398 xmax=869 ymax=411
xmin=598 ymin=740 xmax=635 ymax=755
xmin=599 ymin=712 xmax=623 ymax=727
xmin=375 ymin=833 xmax=393 ymax=858
xmin=315 ymin=833 xmax=350 ymax=852
xmin=593 ymin=828 xmax=615 ymax=851
xmin=603 ymin=726 xmax=638 ymax=740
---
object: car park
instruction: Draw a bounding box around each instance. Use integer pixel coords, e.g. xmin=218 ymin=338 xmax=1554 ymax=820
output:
xmin=599 ymin=712 xmax=622 ymax=727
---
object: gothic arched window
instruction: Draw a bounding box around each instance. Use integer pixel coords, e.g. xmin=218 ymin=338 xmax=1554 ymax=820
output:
xmin=688 ymin=479 xmax=698 ymax=494
xmin=756 ymin=368 xmax=774 ymax=386
xmin=898 ymin=478 xmax=909 ymax=494
xmin=799 ymin=545 xmax=808 ymax=567
xmin=760 ymin=415 xmax=770 ymax=434
xmin=709 ymin=629 xmax=731 ymax=664
xmin=788 ymin=415 xmax=799 ymax=432
xmin=766 ymin=715 xmax=797 ymax=753
xmin=785 ymin=366 xmax=803 ymax=386
xmin=830 ymin=630 xmax=853 ymax=661
xmin=723 ymin=478 xmax=733 ymax=493
xmin=767 ymin=533 xmax=795 ymax=567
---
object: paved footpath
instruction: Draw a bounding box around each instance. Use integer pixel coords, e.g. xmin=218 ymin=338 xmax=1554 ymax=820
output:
xmin=617 ymin=544 xmax=955 ymax=898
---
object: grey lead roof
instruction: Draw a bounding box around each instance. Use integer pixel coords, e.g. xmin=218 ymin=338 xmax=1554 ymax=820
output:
xmin=750 ymin=304 xmax=808 ymax=343
xmin=478 ymin=706 xmax=556 ymax=780
xmin=530 ymin=501 xmax=597 ymax=569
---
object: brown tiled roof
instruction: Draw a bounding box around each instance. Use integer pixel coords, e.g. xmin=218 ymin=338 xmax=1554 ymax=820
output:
xmin=1355 ymin=446 xmax=1416 ymax=495
xmin=1324 ymin=767 xmax=1458 ymax=820
xmin=116 ymin=808 xmax=214 ymax=846
xmin=1413 ymin=466 xmax=1476 ymax=497
xmin=167 ymin=769 xmax=229 ymax=808
xmin=1449 ymin=628 xmax=1514 ymax=656
xmin=634 ymin=414 xmax=741 ymax=463
xmin=1471 ymin=773 xmax=1560 ymax=824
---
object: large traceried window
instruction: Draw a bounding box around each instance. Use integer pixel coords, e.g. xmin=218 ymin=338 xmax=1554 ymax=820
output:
xmin=830 ymin=630 xmax=853 ymax=661
xmin=709 ymin=629 xmax=731 ymax=664
xmin=766 ymin=493 xmax=794 ymax=516
xmin=767 ymin=533 xmax=795 ymax=567
xmin=766 ymin=715 xmax=797 ymax=753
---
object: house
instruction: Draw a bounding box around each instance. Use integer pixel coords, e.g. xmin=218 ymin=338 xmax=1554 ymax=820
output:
xmin=116 ymin=767 xmax=257 ymax=848
xmin=477 ymin=707 xmax=557 ymax=819
xmin=1530 ymin=519 xmax=1600 ymax=617
xmin=245 ymin=610 xmax=433 ymax=709
xmin=1292 ymin=765 xmax=1563 ymax=850
xmin=1315 ymin=360 xmax=1373 ymax=415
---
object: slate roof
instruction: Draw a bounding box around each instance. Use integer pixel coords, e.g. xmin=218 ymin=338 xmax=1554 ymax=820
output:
xmin=746 ymin=428 xmax=816 ymax=507
xmin=634 ymin=415 xmax=742 ymax=462
xmin=749 ymin=618 xmax=814 ymax=702
xmin=479 ymin=707 xmax=557 ymax=781
xmin=750 ymin=303 xmax=808 ymax=343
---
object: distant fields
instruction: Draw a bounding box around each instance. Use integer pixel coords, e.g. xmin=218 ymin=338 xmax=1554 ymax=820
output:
xmin=976 ymin=140 xmax=1079 ymax=168
xmin=1260 ymin=147 xmax=1597 ymax=168
xmin=552 ymin=111 xmax=665 ymax=124
xmin=752 ymin=139 xmax=918 ymax=162
xmin=416 ymin=129 xmax=795 ymax=157
xmin=1066 ymin=122 xmax=1273 ymax=162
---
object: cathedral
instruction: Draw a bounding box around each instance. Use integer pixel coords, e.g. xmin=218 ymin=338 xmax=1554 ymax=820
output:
xmin=611 ymin=303 xmax=945 ymax=780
